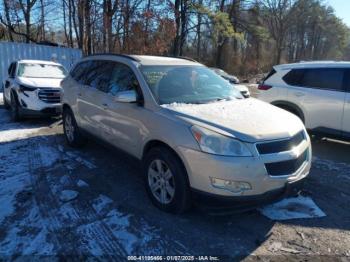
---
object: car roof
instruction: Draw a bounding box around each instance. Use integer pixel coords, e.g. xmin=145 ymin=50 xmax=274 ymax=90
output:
xmin=17 ymin=59 xmax=62 ymax=66
xmin=84 ymin=54 xmax=203 ymax=66
xmin=275 ymin=61 xmax=350 ymax=70
xmin=131 ymin=55 xmax=201 ymax=66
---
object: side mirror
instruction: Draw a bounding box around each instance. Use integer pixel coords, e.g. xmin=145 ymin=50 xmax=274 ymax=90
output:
xmin=114 ymin=90 xmax=137 ymax=103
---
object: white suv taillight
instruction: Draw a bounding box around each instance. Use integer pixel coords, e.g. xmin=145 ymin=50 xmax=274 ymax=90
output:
xmin=258 ymin=84 xmax=272 ymax=91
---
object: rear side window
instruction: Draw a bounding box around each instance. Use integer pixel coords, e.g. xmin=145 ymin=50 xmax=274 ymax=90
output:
xmin=70 ymin=61 xmax=92 ymax=84
xmin=283 ymin=69 xmax=305 ymax=86
xmin=300 ymin=68 xmax=344 ymax=91
xmin=83 ymin=60 xmax=140 ymax=94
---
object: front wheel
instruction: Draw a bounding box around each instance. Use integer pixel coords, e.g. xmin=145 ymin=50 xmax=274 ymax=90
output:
xmin=143 ymin=146 xmax=191 ymax=214
xmin=63 ymin=108 xmax=87 ymax=147
xmin=10 ymin=92 xmax=21 ymax=121
xmin=3 ymin=91 xmax=10 ymax=109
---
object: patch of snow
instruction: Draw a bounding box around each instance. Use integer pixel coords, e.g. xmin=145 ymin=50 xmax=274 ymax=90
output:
xmin=259 ymin=196 xmax=326 ymax=221
xmin=0 ymin=127 xmax=44 ymax=143
xmin=38 ymin=144 xmax=61 ymax=167
xmin=22 ymin=227 xmax=55 ymax=255
xmin=77 ymin=179 xmax=89 ymax=188
xmin=64 ymin=150 xmax=96 ymax=169
xmin=59 ymin=202 xmax=81 ymax=223
xmin=103 ymin=209 xmax=138 ymax=254
xmin=0 ymin=173 xmax=30 ymax=224
xmin=92 ymin=194 xmax=113 ymax=214
xmin=59 ymin=175 xmax=71 ymax=186
xmin=0 ymin=92 xmax=3 ymax=104
xmin=59 ymin=190 xmax=78 ymax=202
xmin=0 ymin=205 xmax=54 ymax=256
xmin=76 ymin=222 xmax=105 ymax=256
xmin=313 ymin=156 xmax=350 ymax=176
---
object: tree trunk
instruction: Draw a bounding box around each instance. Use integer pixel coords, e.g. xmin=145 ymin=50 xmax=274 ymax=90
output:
xmin=3 ymin=0 xmax=14 ymax=41
xmin=172 ymin=0 xmax=181 ymax=56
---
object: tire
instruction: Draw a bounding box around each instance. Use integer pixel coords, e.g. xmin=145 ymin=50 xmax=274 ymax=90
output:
xmin=63 ymin=107 xmax=87 ymax=147
xmin=143 ymin=146 xmax=191 ymax=214
xmin=10 ymin=92 xmax=21 ymax=121
xmin=3 ymin=91 xmax=10 ymax=109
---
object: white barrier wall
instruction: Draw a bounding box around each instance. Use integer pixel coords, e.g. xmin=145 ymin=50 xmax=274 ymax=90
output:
xmin=0 ymin=42 xmax=82 ymax=88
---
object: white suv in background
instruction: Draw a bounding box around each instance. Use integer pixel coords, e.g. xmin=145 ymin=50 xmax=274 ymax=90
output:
xmin=258 ymin=61 xmax=350 ymax=140
xmin=2 ymin=60 xmax=67 ymax=120
xmin=61 ymin=54 xmax=311 ymax=214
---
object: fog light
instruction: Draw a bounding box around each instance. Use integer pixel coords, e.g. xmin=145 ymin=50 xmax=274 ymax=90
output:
xmin=210 ymin=177 xmax=252 ymax=193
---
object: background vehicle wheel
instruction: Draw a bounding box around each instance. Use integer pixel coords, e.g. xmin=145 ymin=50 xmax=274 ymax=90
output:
xmin=2 ymin=90 xmax=10 ymax=109
xmin=10 ymin=92 xmax=21 ymax=121
xmin=143 ymin=146 xmax=191 ymax=214
xmin=63 ymin=108 xmax=87 ymax=147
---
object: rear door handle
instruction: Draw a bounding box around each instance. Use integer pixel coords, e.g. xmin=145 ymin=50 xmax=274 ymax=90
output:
xmin=102 ymin=103 xmax=108 ymax=109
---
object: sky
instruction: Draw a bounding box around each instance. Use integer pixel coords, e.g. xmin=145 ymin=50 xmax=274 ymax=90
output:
xmin=327 ymin=0 xmax=350 ymax=27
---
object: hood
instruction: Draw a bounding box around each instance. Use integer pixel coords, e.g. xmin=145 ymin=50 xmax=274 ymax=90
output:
xmin=161 ymin=98 xmax=304 ymax=142
xmin=17 ymin=77 xmax=63 ymax=88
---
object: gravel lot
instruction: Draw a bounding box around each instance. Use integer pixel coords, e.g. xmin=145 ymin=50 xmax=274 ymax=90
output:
xmin=0 ymin=93 xmax=349 ymax=261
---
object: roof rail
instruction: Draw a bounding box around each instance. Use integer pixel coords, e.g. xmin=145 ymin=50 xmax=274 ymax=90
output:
xmin=163 ymin=55 xmax=198 ymax=62
xmin=85 ymin=53 xmax=141 ymax=62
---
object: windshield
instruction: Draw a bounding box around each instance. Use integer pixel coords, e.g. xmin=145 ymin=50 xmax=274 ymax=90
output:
xmin=18 ymin=63 xmax=67 ymax=79
xmin=141 ymin=65 xmax=242 ymax=104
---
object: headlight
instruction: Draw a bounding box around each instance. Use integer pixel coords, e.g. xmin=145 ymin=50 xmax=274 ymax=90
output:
xmin=19 ymin=84 xmax=37 ymax=92
xmin=191 ymin=126 xmax=252 ymax=156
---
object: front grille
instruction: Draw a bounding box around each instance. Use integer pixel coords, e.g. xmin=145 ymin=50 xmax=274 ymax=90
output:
xmin=265 ymin=150 xmax=308 ymax=176
xmin=38 ymin=88 xmax=61 ymax=104
xmin=256 ymin=131 xmax=305 ymax=154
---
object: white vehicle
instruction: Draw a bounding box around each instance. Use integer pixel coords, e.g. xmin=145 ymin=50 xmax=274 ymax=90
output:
xmin=2 ymin=60 xmax=67 ymax=120
xmin=210 ymin=67 xmax=250 ymax=97
xmin=258 ymin=61 xmax=350 ymax=140
xmin=62 ymin=54 xmax=311 ymax=213
xmin=233 ymin=84 xmax=250 ymax=98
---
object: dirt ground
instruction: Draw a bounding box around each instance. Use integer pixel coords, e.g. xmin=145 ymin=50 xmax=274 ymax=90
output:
xmin=0 ymin=93 xmax=349 ymax=261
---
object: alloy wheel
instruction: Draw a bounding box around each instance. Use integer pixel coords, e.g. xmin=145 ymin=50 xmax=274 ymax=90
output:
xmin=148 ymin=159 xmax=175 ymax=204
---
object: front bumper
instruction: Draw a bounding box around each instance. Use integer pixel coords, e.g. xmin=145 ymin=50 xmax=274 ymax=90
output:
xmin=17 ymin=90 xmax=62 ymax=116
xmin=177 ymin=135 xmax=312 ymax=199
xmin=19 ymin=106 xmax=62 ymax=117
xmin=192 ymin=177 xmax=306 ymax=211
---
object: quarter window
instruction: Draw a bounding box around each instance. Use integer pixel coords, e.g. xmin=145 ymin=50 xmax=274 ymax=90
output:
xmin=283 ymin=69 xmax=304 ymax=86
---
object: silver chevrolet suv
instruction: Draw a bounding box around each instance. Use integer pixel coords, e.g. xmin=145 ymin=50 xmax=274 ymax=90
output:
xmin=61 ymin=54 xmax=312 ymax=213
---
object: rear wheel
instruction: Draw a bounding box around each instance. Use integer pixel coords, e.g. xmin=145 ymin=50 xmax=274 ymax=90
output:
xmin=143 ymin=146 xmax=191 ymax=214
xmin=10 ymin=92 xmax=21 ymax=121
xmin=63 ymin=108 xmax=87 ymax=147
